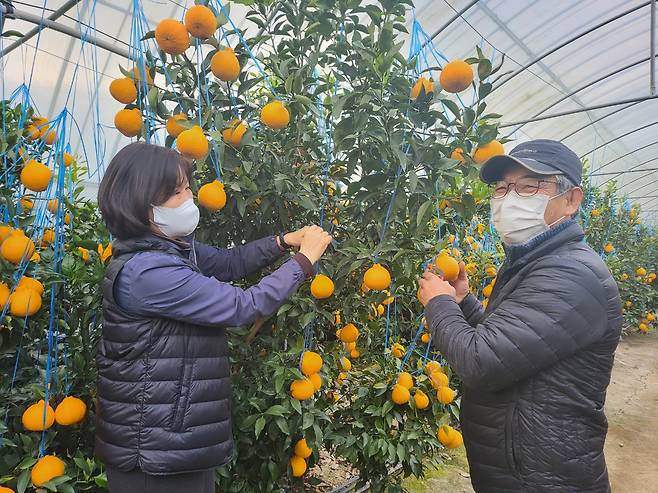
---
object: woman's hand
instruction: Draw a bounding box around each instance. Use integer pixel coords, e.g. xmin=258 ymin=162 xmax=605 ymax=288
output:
xmin=418 ymin=270 xmax=456 ymax=306
xmin=299 ymin=226 xmax=332 ymax=264
xmin=282 ymin=227 xmax=309 ymax=248
xmin=451 ymin=261 xmax=470 ymax=304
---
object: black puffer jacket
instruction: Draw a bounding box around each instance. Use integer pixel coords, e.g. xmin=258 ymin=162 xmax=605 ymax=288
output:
xmin=95 ymin=237 xmax=234 ymax=474
xmin=426 ymin=221 xmax=622 ymax=492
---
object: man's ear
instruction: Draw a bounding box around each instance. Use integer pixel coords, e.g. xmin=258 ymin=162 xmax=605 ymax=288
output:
xmin=566 ymin=187 xmax=584 ymax=215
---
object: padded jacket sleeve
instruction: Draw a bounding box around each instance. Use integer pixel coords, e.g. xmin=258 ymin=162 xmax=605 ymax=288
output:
xmin=115 ymin=251 xmax=306 ymax=327
xmin=458 ymin=292 xmax=486 ymax=327
xmin=425 ymin=257 xmax=609 ymax=392
xmin=194 ymin=236 xmax=285 ymax=281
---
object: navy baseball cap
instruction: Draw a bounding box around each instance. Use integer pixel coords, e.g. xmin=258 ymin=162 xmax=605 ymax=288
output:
xmin=479 ymin=139 xmax=582 ymax=186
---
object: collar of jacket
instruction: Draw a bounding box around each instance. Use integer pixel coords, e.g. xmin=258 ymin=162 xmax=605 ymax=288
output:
xmin=112 ymin=232 xmax=193 ymax=259
xmin=502 ymin=219 xmax=583 ymax=270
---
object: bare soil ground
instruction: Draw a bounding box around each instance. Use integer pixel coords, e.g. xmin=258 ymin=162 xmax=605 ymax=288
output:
xmin=402 ymin=333 xmax=658 ymax=493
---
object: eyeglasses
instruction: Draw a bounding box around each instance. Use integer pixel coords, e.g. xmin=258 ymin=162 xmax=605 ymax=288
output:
xmin=491 ymin=177 xmax=558 ymax=199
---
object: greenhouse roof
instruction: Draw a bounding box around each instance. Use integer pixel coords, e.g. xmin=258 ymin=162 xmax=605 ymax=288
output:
xmin=1 ymin=0 xmax=657 ymax=224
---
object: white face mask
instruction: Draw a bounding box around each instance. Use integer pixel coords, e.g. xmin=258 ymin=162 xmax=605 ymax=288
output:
xmin=491 ymin=191 xmax=567 ymax=246
xmin=152 ymin=198 xmax=200 ymax=239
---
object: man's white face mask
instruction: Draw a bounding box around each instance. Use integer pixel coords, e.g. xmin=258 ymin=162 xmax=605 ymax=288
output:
xmin=491 ymin=190 xmax=568 ymax=246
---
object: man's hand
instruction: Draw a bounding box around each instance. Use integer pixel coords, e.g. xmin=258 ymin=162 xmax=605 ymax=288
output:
xmin=281 ymin=227 xmax=309 ymax=248
xmin=418 ymin=270 xmax=456 ymax=306
xmin=451 ymin=261 xmax=470 ymax=304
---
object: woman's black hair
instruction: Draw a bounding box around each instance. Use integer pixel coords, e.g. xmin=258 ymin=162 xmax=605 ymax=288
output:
xmin=98 ymin=142 xmax=193 ymax=240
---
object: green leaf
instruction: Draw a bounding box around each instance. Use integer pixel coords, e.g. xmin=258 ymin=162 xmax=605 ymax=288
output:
xmin=302 ymin=412 xmax=314 ymax=429
xmin=140 ymin=30 xmax=155 ymax=41
xmin=254 ymin=416 xmax=266 ymax=438
xmin=2 ymin=30 xmax=24 ymax=38
xmin=439 ymin=99 xmax=460 ymax=120
xmin=17 ymin=457 xmax=37 ymax=470
xmin=478 ymin=59 xmax=492 ymax=80
xmin=290 ymin=398 xmax=302 ymax=415
xmin=416 ymin=199 xmax=432 ymax=227
xmin=264 ymin=405 xmax=287 ymax=417
xmin=17 ymin=469 xmax=30 ymax=493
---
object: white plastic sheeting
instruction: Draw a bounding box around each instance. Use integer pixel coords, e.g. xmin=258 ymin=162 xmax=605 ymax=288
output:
xmin=1 ymin=0 xmax=657 ymax=223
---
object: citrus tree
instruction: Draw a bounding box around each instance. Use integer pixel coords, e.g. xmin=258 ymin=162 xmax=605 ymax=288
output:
xmin=128 ymin=0 xmax=506 ymax=491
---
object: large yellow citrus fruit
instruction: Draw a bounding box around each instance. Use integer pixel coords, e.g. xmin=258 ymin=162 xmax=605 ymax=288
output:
xmin=131 ymin=66 xmax=154 ymax=87
xmin=0 ymin=224 xmax=14 ymax=241
xmin=198 ymin=180 xmax=227 ymax=211
xmin=309 ymin=372 xmax=322 ymax=391
xmin=18 ymin=276 xmax=44 ymax=296
xmin=260 ymin=100 xmax=290 ymax=129
xmin=391 ymin=384 xmax=411 ymax=405
xmin=109 ymin=77 xmax=137 ymax=104
xmin=639 ymin=323 xmax=649 ymax=333
xmin=10 ymin=288 xmax=42 ymax=317
xmin=451 ymin=147 xmax=465 ymax=162
xmin=421 ymin=332 xmax=431 ymax=344
xmin=184 ymin=5 xmax=217 ymax=39
xmin=155 ymin=19 xmax=190 ymax=55
xmin=31 ymin=455 xmax=65 ymax=487
xmin=300 ymin=351 xmax=323 ymax=376
xmin=363 ymin=263 xmax=391 ymax=290
xmin=211 ymin=47 xmax=240 ymax=81
xmin=440 ymin=60 xmax=474 ymax=93
xmin=294 ymin=438 xmax=312 ymax=459
xmin=63 ymin=153 xmax=74 ymax=167
xmin=114 ymin=108 xmax=142 ymax=137
xmin=310 ymin=274 xmax=334 ymax=299
xmin=474 ymin=140 xmax=505 ymax=163
xmin=429 ymin=371 xmax=449 ymax=389
xmin=339 ymin=357 xmax=352 ymax=371
xmin=41 ymin=128 xmax=56 ymax=146
xmin=22 ymin=400 xmax=55 ymax=431
xmin=437 ymin=386 xmax=456 ymax=405
xmin=54 ymin=396 xmax=87 ymax=426
xmin=0 ymin=485 xmax=15 ymax=493
xmin=290 ymin=378 xmax=315 ymax=400
xmin=425 ymin=360 xmax=442 ymax=374
xmin=434 ymin=253 xmax=459 ymax=281
xmin=2 ymin=230 xmax=35 ymax=264
xmin=437 ymin=425 xmax=463 ymax=448
xmin=636 ymin=267 xmax=647 ymax=277
xmin=391 ymin=342 xmax=405 ymax=358
xmin=397 ymin=372 xmax=414 ymax=389
xmin=338 ymin=323 xmax=359 ymax=343
xmin=0 ymin=282 xmax=9 ymax=308
xmin=20 ymin=159 xmax=52 ymax=192
xmin=166 ymin=114 xmax=188 ymax=137
xmin=176 ymin=125 xmax=208 ymax=160
xmin=482 ymin=284 xmax=493 ymax=298
xmin=410 ymin=76 xmax=433 ymax=100
xmin=39 ymin=228 xmax=56 ymax=246
xmin=222 ymin=120 xmax=247 ymax=146
xmin=413 ymin=390 xmax=430 ymax=410
xmin=289 ymin=455 xmax=307 ymax=477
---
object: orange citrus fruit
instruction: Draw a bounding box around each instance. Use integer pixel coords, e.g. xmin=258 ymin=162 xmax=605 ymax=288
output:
xmin=20 ymin=159 xmax=52 ymax=192
xmin=473 ymin=140 xmax=504 ymax=163
xmin=211 ymin=47 xmax=240 ymax=81
xmin=198 ymin=180 xmax=227 ymax=211
xmin=363 ymin=263 xmax=391 ymax=290
xmin=440 ymin=60 xmax=474 ymax=93
xmin=114 ymin=108 xmax=142 ymax=137
xmin=310 ymin=274 xmax=334 ymax=299
xmin=31 ymin=455 xmax=65 ymax=487
xmin=54 ymin=396 xmax=87 ymax=426
xmin=184 ymin=5 xmax=217 ymax=39
xmin=22 ymin=400 xmax=55 ymax=431
xmin=176 ymin=125 xmax=208 ymax=160
xmin=391 ymin=384 xmax=411 ymax=405
xmin=155 ymin=19 xmax=190 ymax=55
xmin=109 ymin=77 xmax=137 ymax=103
xmin=260 ymin=100 xmax=290 ymax=129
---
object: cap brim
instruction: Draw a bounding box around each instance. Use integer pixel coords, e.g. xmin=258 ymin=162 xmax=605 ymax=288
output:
xmin=479 ymin=155 xmax=561 ymax=184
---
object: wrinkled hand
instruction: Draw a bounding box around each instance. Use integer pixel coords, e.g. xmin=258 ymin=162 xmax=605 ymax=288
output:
xmin=299 ymin=225 xmax=332 ymax=264
xmin=282 ymin=226 xmax=309 ymax=248
xmin=451 ymin=261 xmax=470 ymax=304
xmin=418 ymin=270 xmax=456 ymax=306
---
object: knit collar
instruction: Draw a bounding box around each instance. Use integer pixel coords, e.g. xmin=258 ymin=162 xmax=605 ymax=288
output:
xmin=503 ymin=218 xmax=577 ymax=264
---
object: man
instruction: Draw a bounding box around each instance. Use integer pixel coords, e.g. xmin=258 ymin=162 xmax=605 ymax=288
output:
xmin=419 ymin=139 xmax=622 ymax=492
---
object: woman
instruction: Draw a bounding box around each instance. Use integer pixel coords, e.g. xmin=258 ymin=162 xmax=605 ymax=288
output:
xmin=94 ymin=142 xmax=332 ymax=493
